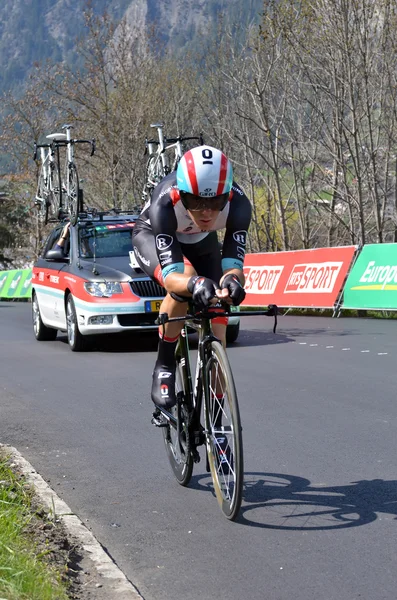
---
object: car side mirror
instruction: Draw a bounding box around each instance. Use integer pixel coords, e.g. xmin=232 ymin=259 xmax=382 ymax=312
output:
xmin=45 ymin=248 xmax=69 ymax=262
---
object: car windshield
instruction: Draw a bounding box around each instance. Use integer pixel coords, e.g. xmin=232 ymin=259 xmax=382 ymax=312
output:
xmin=79 ymin=223 xmax=135 ymax=258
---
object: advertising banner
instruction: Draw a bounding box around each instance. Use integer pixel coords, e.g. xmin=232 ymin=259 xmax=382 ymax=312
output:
xmin=342 ymin=243 xmax=397 ymax=310
xmin=0 ymin=269 xmax=32 ymax=299
xmin=243 ymin=246 xmax=357 ymax=308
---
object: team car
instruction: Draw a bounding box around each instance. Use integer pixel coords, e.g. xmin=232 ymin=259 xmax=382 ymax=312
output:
xmin=31 ymin=211 xmax=240 ymax=351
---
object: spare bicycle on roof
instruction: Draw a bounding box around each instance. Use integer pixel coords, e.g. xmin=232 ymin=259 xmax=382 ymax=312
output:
xmin=141 ymin=122 xmax=204 ymax=203
xmin=33 ymin=124 xmax=95 ymax=225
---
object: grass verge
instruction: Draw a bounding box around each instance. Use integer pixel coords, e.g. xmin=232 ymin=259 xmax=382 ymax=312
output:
xmin=0 ymin=453 xmax=70 ymax=600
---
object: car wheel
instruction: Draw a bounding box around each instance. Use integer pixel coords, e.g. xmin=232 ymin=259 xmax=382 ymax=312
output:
xmin=226 ymin=322 xmax=240 ymax=344
xmin=32 ymin=292 xmax=57 ymax=341
xmin=66 ymin=295 xmax=86 ymax=351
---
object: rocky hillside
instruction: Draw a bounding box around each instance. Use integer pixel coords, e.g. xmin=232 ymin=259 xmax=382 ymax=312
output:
xmin=0 ymin=0 xmax=262 ymax=96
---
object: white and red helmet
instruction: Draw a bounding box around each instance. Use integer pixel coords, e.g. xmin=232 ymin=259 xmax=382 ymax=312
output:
xmin=176 ymin=145 xmax=233 ymax=197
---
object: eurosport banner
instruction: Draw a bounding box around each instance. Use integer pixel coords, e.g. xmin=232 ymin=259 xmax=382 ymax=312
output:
xmin=0 ymin=269 xmax=32 ymax=299
xmin=342 ymin=243 xmax=397 ymax=310
xmin=243 ymin=246 xmax=357 ymax=308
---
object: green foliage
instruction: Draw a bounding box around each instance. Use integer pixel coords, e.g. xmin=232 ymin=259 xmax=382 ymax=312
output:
xmin=0 ymin=456 xmax=69 ymax=599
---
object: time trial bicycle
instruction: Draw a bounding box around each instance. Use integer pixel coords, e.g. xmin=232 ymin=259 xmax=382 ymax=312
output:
xmin=34 ymin=134 xmax=64 ymax=224
xmin=142 ymin=123 xmax=203 ymax=202
xmin=152 ymin=303 xmax=278 ymax=521
xmin=34 ymin=125 xmax=95 ymax=225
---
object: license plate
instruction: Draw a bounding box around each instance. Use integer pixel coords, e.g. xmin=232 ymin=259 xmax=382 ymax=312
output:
xmin=145 ymin=300 xmax=162 ymax=312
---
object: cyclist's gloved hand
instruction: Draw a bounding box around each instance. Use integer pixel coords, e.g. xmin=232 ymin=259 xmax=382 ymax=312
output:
xmin=187 ymin=276 xmax=218 ymax=308
xmin=221 ymin=274 xmax=246 ymax=306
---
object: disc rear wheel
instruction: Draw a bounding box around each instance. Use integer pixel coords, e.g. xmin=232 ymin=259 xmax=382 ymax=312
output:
xmin=163 ymin=359 xmax=194 ymax=486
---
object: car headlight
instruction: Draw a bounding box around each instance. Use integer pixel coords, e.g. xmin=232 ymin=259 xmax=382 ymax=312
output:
xmin=84 ymin=282 xmax=123 ymax=297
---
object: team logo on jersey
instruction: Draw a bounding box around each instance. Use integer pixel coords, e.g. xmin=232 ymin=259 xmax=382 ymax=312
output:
xmin=156 ymin=234 xmax=173 ymax=250
xmin=233 ymin=231 xmax=247 ymax=245
xmin=159 ymin=250 xmax=172 ymax=265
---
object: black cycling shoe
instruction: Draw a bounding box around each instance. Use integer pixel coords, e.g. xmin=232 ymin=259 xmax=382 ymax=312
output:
xmin=151 ymin=363 xmax=176 ymax=410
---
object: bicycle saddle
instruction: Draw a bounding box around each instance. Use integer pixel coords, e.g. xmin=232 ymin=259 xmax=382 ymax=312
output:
xmin=46 ymin=133 xmax=67 ymax=141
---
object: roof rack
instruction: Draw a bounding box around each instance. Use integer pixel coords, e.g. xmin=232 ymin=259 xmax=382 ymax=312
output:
xmin=76 ymin=208 xmax=140 ymax=222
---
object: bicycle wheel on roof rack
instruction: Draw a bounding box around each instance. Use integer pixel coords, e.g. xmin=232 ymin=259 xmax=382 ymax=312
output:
xmin=48 ymin=161 xmax=61 ymax=220
xmin=145 ymin=153 xmax=165 ymax=192
xmin=35 ymin=166 xmax=49 ymax=224
xmin=66 ymin=163 xmax=80 ymax=225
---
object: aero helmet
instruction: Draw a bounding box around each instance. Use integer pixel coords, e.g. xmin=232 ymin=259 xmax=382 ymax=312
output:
xmin=176 ymin=146 xmax=233 ymax=198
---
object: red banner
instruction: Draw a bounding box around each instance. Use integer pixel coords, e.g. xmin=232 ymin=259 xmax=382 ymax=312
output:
xmin=243 ymin=246 xmax=357 ymax=308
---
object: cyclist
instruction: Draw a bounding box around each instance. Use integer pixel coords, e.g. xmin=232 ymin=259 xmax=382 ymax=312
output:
xmin=132 ymin=145 xmax=251 ymax=410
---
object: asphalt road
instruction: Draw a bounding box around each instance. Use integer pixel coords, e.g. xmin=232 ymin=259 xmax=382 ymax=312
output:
xmin=1 ymin=301 xmax=396 ymax=600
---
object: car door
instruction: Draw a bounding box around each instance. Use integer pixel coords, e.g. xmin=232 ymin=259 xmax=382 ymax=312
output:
xmin=36 ymin=227 xmax=68 ymax=326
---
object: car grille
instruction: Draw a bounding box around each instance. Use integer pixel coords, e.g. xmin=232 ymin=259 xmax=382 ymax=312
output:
xmin=117 ymin=313 xmax=158 ymax=327
xmin=130 ymin=279 xmax=166 ymax=298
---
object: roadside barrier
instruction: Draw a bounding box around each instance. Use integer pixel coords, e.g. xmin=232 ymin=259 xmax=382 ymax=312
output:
xmin=2 ymin=242 xmax=397 ymax=311
xmin=0 ymin=268 xmax=32 ymax=299
xmin=242 ymin=246 xmax=357 ymax=309
xmin=342 ymin=243 xmax=397 ymax=311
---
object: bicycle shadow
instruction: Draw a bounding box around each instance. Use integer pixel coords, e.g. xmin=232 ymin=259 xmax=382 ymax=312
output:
xmin=190 ymin=472 xmax=397 ymax=530
xmin=228 ymin=330 xmax=295 ymax=348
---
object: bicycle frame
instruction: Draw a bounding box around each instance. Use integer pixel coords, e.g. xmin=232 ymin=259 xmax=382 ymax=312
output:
xmin=148 ymin=123 xmax=170 ymax=175
xmin=156 ymin=309 xmax=230 ymax=445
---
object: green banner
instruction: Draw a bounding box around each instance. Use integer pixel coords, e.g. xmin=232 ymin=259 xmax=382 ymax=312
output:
xmin=0 ymin=269 xmax=32 ymax=299
xmin=343 ymin=243 xmax=397 ymax=309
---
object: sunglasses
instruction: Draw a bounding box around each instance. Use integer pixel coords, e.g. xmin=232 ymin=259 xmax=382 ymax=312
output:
xmin=179 ymin=191 xmax=230 ymax=212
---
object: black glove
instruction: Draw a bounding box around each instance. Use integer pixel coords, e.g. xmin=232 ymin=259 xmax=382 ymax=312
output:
xmin=221 ymin=274 xmax=246 ymax=306
xmin=187 ymin=276 xmax=218 ymax=308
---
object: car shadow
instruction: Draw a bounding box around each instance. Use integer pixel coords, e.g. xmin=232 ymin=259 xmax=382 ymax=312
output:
xmin=57 ymin=332 xmax=159 ymax=353
xmin=189 ymin=471 xmax=397 ymax=529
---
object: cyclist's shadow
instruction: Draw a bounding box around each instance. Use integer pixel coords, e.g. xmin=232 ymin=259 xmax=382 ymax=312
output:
xmin=191 ymin=472 xmax=397 ymax=529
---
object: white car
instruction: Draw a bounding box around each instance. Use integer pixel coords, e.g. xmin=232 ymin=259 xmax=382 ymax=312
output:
xmin=32 ymin=211 xmax=240 ymax=350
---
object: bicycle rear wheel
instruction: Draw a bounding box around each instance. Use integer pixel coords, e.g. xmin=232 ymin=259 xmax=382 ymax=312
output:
xmin=66 ymin=163 xmax=80 ymax=225
xmin=163 ymin=357 xmax=194 ymax=486
xmin=204 ymin=341 xmax=243 ymax=520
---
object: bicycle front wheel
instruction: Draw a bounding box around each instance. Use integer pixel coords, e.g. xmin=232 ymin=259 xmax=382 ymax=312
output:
xmin=204 ymin=341 xmax=243 ymax=520
xmin=163 ymin=358 xmax=194 ymax=486
xmin=66 ymin=163 xmax=80 ymax=225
